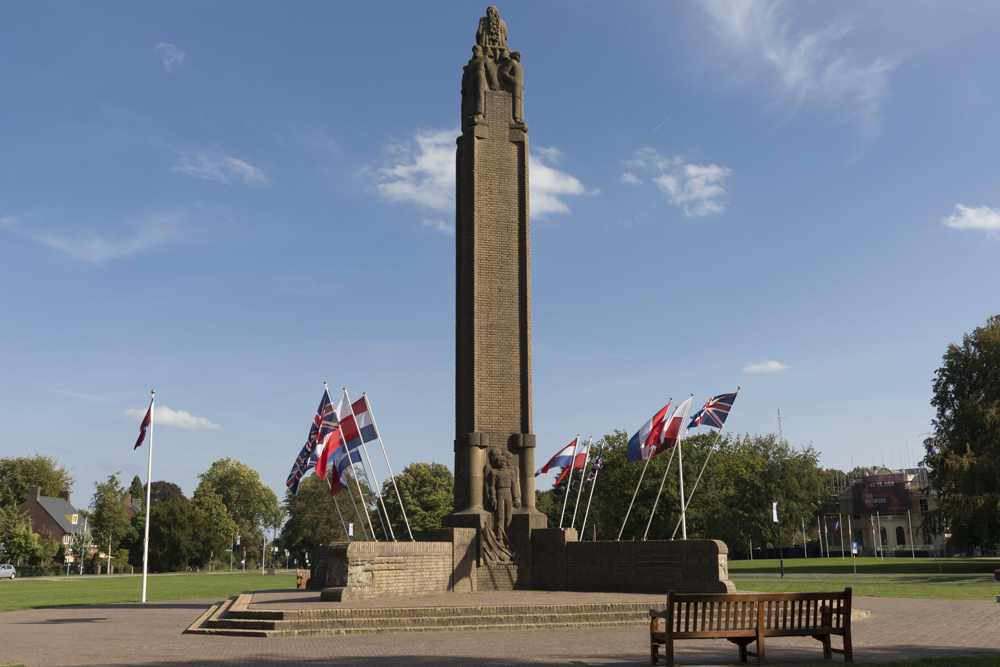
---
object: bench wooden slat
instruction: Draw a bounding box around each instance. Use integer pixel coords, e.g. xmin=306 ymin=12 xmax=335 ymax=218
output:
xmin=649 ymin=587 xmax=853 ymax=667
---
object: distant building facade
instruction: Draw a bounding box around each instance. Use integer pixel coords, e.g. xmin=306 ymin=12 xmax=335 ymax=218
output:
xmin=822 ymin=467 xmax=947 ymax=557
xmin=18 ymin=486 xmax=88 ymax=552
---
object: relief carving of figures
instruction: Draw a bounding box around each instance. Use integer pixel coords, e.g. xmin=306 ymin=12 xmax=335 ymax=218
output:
xmin=498 ymin=51 xmax=524 ymax=124
xmin=462 ymin=45 xmax=488 ymax=129
xmin=476 ymin=5 xmax=509 ymax=61
xmin=481 ymin=449 xmax=520 ymax=562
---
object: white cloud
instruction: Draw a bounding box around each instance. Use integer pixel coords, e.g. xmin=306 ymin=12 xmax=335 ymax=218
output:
xmin=153 ymin=42 xmax=185 ymax=72
xmin=173 ymin=153 xmax=269 ymax=185
xmin=423 ymin=218 xmax=455 ymax=234
xmin=743 ymin=359 xmax=789 ymax=374
xmin=0 ymin=211 xmax=189 ymax=264
xmin=371 ymin=128 xmax=594 ymax=219
xmin=621 ymin=148 xmax=731 ymax=217
xmin=943 ymin=204 xmax=1000 ymax=234
xmin=699 ymin=0 xmax=894 ymax=138
xmin=123 ymin=406 xmax=221 ymax=431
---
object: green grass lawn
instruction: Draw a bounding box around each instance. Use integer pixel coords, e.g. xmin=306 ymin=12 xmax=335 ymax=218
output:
xmin=0 ymin=572 xmax=296 ymax=613
xmin=729 ymin=557 xmax=1000 ymax=600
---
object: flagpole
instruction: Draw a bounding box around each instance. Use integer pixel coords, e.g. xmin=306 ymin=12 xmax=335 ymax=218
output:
xmin=363 ymin=393 xmax=413 ymax=541
xmin=677 ymin=394 xmax=694 ymax=540
xmin=816 ymin=516 xmax=823 ymax=558
xmin=840 ymin=512 xmax=845 ymax=559
xmin=824 ymin=516 xmax=831 ymax=556
xmin=618 ymin=455 xmax=652 ymax=541
xmin=558 ymin=435 xmax=580 ymax=529
xmin=877 ymin=511 xmax=884 ymax=560
xmin=141 ymin=390 xmax=154 ymax=603
xmin=802 ymin=519 xmax=808 ymax=559
xmin=344 ymin=389 xmax=392 ymax=541
xmin=909 ymin=509 xmax=915 ymax=560
xmin=579 ymin=442 xmax=604 ymax=540
xmin=570 ymin=436 xmax=593 ymax=530
xmin=642 ymin=445 xmax=677 ymax=540
xmin=326 ymin=386 xmax=373 ymax=540
xmin=344 ymin=387 xmax=396 ymax=542
xmin=670 ymin=424 xmax=728 ymax=540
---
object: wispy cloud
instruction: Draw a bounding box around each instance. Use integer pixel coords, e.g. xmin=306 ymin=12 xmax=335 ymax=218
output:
xmin=423 ymin=218 xmax=455 ymax=235
xmin=173 ymin=153 xmax=269 ymax=185
xmin=370 ymin=128 xmax=594 ymax=219
xmin=620 ymin=147 xmax=731 ymax=217
xmin=743 ymin=359 xmax=789 ymax=374
xmin=699 ymin=0 xmax=894 ymax=138
xmin=123 ymin=406 xmax=221 ymax=431
xmin=0 ymin=210 xmax=190 ymax=264
xmin=943 ymin=204 xmax=1000 ymax=235
xmin=153 ymin=42 xmax=185 ymax=72
xmin=43 ymin=386 xmax=116 ymax=403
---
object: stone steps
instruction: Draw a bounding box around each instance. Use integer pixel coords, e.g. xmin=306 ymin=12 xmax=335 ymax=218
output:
xmin=186 ymin=593 xmax=653 ymax=638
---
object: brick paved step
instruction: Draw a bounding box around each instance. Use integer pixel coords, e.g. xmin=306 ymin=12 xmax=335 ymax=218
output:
xmin=193 ymin=618 xmax=646 ymax=638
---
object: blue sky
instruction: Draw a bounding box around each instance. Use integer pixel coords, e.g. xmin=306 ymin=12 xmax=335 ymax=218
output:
xmin=2 ymin=2 xmax=999 ymax=507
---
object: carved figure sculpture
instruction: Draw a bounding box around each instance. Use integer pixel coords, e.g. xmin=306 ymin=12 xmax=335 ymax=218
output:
xmin=486 ymin=450 xmax=521 ymax=539
xmin=462 ymin=45 xmax=488 ymax=126
xmin=498 ymin=51 xmax=524 ymax=124
xmin=476 ymin=5 xmax=509 ymax=60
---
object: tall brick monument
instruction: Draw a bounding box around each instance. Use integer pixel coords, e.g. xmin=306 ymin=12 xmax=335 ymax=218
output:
xmin=312 ymin=8 xmax=734 ymax=600
xmin=444 ymin=5 xmax=548 ymax=566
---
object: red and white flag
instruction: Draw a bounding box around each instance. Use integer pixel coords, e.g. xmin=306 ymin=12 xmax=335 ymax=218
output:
xmin=134 ymin=402 xmax=152 ymax=450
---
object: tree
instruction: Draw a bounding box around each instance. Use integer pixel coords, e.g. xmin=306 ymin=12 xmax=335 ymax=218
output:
xmin=192 ymin=481 xmax=238 ymax=566
xmin=69 ymin=527 xmax=93 ymax=569
xmin=147 ymin=497 xmax=209 ymax=572
xmin=0 ymin=453 xmax=74 ymax=510
xmin=128 ymin=475 xmax=144 ymax=507
xmin=279 ymin=475 xmax=351 ymax=565
xmin=148 ymin=481 xmax=185 ymax=506
xmin=924 ymin=314 xmax=1000 ymax=553
xmin=380 ymin=462 xmax=453 ymax=534
xmin=90 ymin=472 xmax=134 ymax=569
xmin=197 ymin=458 xmax=280 ymax=545
xmin=2 ymin=513 xmax=43 ymax=565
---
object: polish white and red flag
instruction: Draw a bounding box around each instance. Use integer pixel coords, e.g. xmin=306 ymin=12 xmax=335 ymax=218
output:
xmin=626 ymin=401 xmax=672 ymax=462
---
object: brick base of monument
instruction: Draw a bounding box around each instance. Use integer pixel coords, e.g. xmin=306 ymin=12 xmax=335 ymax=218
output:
xmin=314 ymin=528 xmax=733 ymax=601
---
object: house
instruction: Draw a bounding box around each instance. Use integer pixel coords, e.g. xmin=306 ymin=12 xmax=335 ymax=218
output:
xmin=823 ymin=467 xmax=947 ymax=557
xmin=18 ymin=486 xmax=89 ymax=554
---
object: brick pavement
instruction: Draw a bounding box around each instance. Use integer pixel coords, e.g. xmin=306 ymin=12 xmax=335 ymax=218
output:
xmin=3 ymin=592 xmax=1000 ymax=666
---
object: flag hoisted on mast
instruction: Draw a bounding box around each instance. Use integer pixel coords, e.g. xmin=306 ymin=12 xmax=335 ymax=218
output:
xmin=340 ymin=389 xmax=391 ymax=541
xmin=570 ymin=436 xmax=594 ymax=530
xmin=618 ymin=399 xmax=671 ymax=540
xmin=671 ymin=389 xmax=740 ymax=540
xmin=644 ymin=395 xmax=694 ymax=540
xmin=359 ymin=393 xmax=414 ymax=541
xmin=133 ymin=390 xmax=154 ymax=603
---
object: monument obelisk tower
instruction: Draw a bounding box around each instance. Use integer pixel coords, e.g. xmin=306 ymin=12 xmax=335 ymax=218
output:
xmin=446 ymin=6 xmax=546 ymax=565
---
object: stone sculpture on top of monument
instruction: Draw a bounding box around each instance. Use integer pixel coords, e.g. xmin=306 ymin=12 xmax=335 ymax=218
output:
xmin=308 ymin=7 xmax=734 ymax=601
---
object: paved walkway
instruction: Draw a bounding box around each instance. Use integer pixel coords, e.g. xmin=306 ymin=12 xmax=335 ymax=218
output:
xmin=3 ymin=591 xmax=1000 ymax=666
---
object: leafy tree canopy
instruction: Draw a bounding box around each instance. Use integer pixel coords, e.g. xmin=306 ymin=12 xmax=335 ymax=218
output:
xmin=89 ymin=472 xmax=135 ymax=558
xmin=924 ymin=314 xmax=1000 ymax=552
xmin=278 ymin=475 xmax=353 ymax=564
xmin=128 ymin=475 xmax=144 ymax=506
xmin=148 ymin=480 xmax=186 ymax=506
xmin=0 ymin=453 xmax=74 ymax=510
xmin=380 ymin=462 xmax=453 ymax=535
xmin=197 ymin=458 xmax=281 ymax=538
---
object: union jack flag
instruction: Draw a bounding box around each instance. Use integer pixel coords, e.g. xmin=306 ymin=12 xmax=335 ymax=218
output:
xmin=687 ymin=390 xmax=739 ymax=431
xmin=582 ymin=442 xmax=605 ymax=491
xmin=286 ymin=389 xmax=340 ymax=495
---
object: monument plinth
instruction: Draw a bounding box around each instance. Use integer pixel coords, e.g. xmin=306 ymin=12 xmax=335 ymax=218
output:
xmin=445 ymin=5 xmax=547 ymax=568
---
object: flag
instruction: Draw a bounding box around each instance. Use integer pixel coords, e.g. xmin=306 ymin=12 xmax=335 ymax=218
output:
xmin=352 ymin=396 xmax=379 ymax=443
xmin=331 ymin=444 xmax=363 ymax=496
xmin=553 ymin=465 xmax=572 ymax=488
xmin=536 ymin=437 xmax=580 ymax=475
xmin=824 ymin=517 xmax=829 ymax=536
xmin=687 ymin=390 xmax=739 ymax=431
xmin=626 ymin=402 xmax=672 ymax=462
xmin=659 ymin=396 xmax=694 ymax=452
xmin=582 ymin=442 xmax=605 ymax=491
xmin=287 ymin=389 xmax=340 ymax=495
xmin=833 ymin=518 xmax=840 ymax=531
xmin=134 ymin=403 xmax=152 ymax=450
xmin=906 ymin=512 xmax=911 ymax=534
xmin=336 ymin=391 xmax=363 ymax=451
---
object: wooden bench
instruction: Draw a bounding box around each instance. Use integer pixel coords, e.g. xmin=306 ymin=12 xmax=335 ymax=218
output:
xmin=649 ymin=588 xmax=853 ymax=666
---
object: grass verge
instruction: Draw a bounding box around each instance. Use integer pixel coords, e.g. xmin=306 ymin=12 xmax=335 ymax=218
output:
xmin=0 ymin=572 xmax=296 ymax=613
xmin=729 ymin=556 xmax=1000 ymax=576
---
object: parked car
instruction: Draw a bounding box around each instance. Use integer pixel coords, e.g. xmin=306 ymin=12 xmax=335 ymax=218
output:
xmin=0 ymin=564 xmax=15 ymax=580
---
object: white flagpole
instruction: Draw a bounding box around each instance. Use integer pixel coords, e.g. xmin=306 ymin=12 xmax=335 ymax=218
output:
xmin=909 ymin=509 xmax=915 ymax=560
xmin=570 ymin=436 xmax=593 ymax=530
xmin=817 ymin=516 xmax=824 ymax=557
xmin=327 ymin=386 xmax=373 ymax=540
xmin=141 ymin=390 xmax=154 ymax=603
xmin=676 ymin=395 xmax=694 ymax=540
xmin=670 ymin=411 xmax=734 ymax=540
xmin=579 ymin=443 xmax=604 ymax=540
xmin=618 ymin=456 xmax=652 ymax=541
xmin=363 ymin=393 xmax=413 ymax=541
xmin=642 ymin=445 xmax=678 ymax=540
xmin=344 ymin=389 xmax=392 ymax=541
xmin=558 ymin=436 xmax=580 ymax=529
xmin=840 ymin=513 xmax=845 ymax=559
